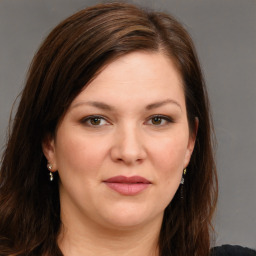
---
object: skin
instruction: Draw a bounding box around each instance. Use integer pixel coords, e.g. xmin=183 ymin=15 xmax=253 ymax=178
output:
xmin=43 ymin=51 xmax=197 ymax=256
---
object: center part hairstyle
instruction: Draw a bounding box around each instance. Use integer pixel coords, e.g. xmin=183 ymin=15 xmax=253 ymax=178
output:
xmin=0 ymin=2 xmax=217 ymax=256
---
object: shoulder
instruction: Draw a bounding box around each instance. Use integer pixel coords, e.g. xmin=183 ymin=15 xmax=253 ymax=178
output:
xmin=211 ymin=244 xmax=256 ymax=256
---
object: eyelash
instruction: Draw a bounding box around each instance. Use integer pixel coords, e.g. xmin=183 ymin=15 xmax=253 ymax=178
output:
xmin=80 ymin=115 xmax=174 ymax=127
xmin=80 ymin=115 xmax=110 ymax=127
xmin=146 ymin=115 xmax=174 ymax=126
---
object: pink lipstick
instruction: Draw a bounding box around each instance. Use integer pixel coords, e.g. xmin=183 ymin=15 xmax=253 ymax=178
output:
xmin=103 ymin=175 xmax=151 ymax=195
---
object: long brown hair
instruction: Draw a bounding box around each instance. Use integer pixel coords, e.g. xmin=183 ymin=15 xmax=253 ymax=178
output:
xmin=0 ymin=3 xmax=217 ymax=255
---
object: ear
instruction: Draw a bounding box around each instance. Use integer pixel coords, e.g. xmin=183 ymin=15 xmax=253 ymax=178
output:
xmin=42 ymin=134 xmax=57 ymax=171
xmin=184 ymin=117 xmax=199 ymax=168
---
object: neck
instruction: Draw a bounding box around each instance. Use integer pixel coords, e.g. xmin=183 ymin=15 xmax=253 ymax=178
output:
xmin=58 ymin=211 xmax=162 ymax=256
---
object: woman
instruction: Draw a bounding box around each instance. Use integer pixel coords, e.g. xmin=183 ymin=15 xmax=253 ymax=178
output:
xmin=0 ymin=2 xmax=219 ymax=255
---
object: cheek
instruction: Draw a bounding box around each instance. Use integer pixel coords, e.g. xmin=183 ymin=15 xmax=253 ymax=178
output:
xmin=148 ymin=134 xmax=188 ymax=201
xmin=150 ymin=135 xmax=188 ymax=174
xmin=54 ymin=128 xmax=109 ymax=180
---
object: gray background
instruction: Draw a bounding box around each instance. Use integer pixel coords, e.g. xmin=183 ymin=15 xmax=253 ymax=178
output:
xmin=0 ymin=0 xmax=255 ymax=249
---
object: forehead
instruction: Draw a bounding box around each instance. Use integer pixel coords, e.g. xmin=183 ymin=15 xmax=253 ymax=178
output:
xmin=71 ymin=51 xmax=185 ymax=107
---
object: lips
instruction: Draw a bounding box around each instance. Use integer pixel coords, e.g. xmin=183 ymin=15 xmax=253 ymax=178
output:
xmin=103 ymin=175 xmax=151 ymax=195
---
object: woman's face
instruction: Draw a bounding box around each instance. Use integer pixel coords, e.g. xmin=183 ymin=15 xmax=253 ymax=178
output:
xmin=43 ymin=51 xmax=196 ymax=230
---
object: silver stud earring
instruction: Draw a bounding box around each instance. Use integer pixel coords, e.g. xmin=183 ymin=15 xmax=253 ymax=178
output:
xmin=47 ymin=163 xmax=54 ymax=181
xmin=47 ymin=163 xmax=52 ymax=170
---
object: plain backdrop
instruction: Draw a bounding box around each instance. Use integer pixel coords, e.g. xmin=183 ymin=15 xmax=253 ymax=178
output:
xmin=0 ymin=0 xmax=255 ymax=249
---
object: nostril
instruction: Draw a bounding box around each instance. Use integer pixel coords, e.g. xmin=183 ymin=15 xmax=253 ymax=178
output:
xmin=110 ymin=136 xmax=147 ymax=164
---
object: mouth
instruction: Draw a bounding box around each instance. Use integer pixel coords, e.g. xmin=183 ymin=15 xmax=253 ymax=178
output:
xmin=103 ymin=175 xmax=151 ymax=195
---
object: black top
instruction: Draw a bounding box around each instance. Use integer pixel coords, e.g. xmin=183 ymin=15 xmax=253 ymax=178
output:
xmin=211 ymin=245 xmax=256 ymax=256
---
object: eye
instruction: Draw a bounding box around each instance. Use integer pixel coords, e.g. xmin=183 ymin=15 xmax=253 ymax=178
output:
xmin=81 ymin=115 xmax=110 ymax=127
xmin=147 ymin=115 xmax=173 ymax=126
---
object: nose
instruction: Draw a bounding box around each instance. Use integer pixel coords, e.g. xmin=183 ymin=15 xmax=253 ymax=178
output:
xmin=110 ymin=124 xmax=147 ymax=165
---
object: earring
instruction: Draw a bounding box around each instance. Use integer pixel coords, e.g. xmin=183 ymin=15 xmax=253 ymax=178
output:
xmin=47 ymin=163 xmax=53 ymax=170
xmin=47 ymin=163 xmax=54 ymax=181
xmin=180 ymin=168 xmax=186 ymax=184
xmin=180 ymin=168 xmax=186 ymax=199
xmin=49 ymin=172 xmax=54 ymax=181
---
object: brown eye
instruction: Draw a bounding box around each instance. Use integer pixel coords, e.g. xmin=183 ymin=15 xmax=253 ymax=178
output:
xmin=81 ymin=115 xmax=109 ymax=127
xmin=151 ymin=117 xmax=162 ymax=125
xmin=146 ymin=115 xmax=173 ymax=126
xmin=90 ymin=117 xmax=101 ymax=125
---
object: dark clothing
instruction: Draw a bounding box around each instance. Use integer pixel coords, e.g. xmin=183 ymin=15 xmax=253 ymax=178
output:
xmin=211 ymin=245 xmax=256 ymax=256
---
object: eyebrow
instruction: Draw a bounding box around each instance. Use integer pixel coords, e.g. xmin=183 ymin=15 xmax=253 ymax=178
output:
xmin=71 ymin=101 xmax=115 ymax=111
xmin=71 ymin=99 xmax=181 ymax=111
xmin=145 ymin=99 xmax=181 ymax=110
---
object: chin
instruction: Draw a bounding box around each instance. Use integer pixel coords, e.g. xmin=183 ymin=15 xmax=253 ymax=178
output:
xmin=104 ymin=216 xmax=149 ymax=230
xmin=98 ymin=205 xmax=162 ymax=230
